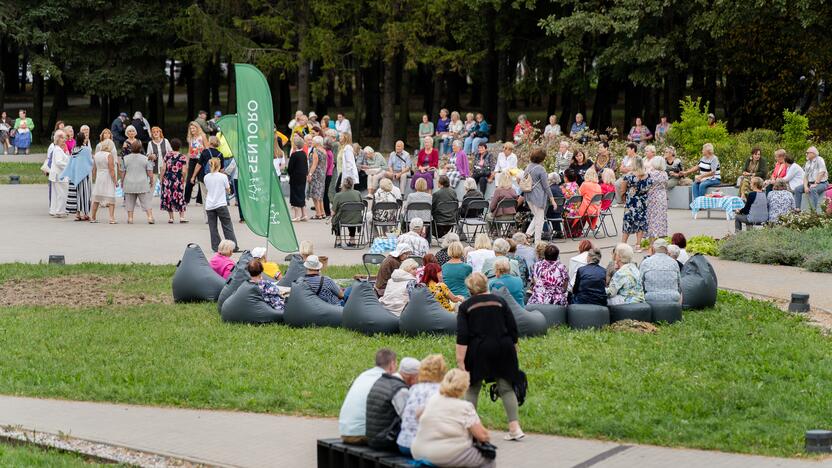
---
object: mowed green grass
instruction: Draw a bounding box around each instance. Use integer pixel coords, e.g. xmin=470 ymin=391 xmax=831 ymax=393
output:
xmin=0 ymin=443 xmax=113 ymax=467
xmin=0 ymin=264 xmax=830 ymax=457
xmin=0 ymin=162 xmax=47 ymax=184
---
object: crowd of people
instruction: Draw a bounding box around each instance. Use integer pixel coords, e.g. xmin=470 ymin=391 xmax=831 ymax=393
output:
xmin=0 ymin=109 xmax=35 ymax=155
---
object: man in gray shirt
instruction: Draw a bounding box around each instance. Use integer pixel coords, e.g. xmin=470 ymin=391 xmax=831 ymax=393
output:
xmin=386 ymin=140 xmax=412 ymax=194
xmin=640 ymin=239 xmax=681 ymax=303
xmin=794 ymin=146 xmax=828 ymax=212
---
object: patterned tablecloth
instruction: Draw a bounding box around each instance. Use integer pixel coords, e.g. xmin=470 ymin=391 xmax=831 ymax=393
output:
xmin=690 ymin=195 xmax=745 ymax=220
xmin=369 ymin=236 xmax=397 ymax=254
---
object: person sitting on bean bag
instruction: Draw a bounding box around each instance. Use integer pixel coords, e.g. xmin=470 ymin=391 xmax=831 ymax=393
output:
xmin=606 ymin=243 xmax=645 ymax=305
xmin=302 ymin=255 xmax=344 ymax=305
xmin=247 ymin=259 xmax=285 ymax=310
xmin=488 ymin=257 xmax=526 ymax=306
xmin=571 ymin=248 xmax=607 ymax=306
xmin=251 ymin=246 xmax=282 ymax=280
xmin=376 ymin=245 xmax=412 ymax=293
xmin=209 ymin=239 xmax=236 ymax=279
xmin=421 ymin=262 xmax=464 ymax=312
xmin=380 ymin=259 xmax=420 ymax=316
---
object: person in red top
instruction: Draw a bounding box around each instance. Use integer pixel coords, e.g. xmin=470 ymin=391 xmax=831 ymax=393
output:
xmin=512 ymin=114 xmax=533 ymax=144
xmin=599 ymin=168 xmax=616 ymax=210
xmin=412 ymin=136 xmax=439 ymax=190
xmin=764 ymin=149 xmax=788 ymax=192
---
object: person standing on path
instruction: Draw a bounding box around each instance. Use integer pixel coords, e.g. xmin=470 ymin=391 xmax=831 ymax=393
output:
xmin=456 ymin=271 xmax=525 ymax=441
xmin=90 ymin=139 xmax=117 ymax=224
xmin=185 ymin=122 xmax=207 ymax=205
xmin=64 ymin=132 xmax=93 ymax=221
xmin=120 ymin=140 xmax=155 ymax=224
xmin=204 ymin=158 xmax=238 ymax=252
xmin=13 ymin=109 xmax=34 ymax=155
xmin=646 ymin=156 xmax=669 ymax=244
xmin=47 ymin=130 xmax=70 ymax=217
xmin=160 ymin=139 xmax=188 ymax=224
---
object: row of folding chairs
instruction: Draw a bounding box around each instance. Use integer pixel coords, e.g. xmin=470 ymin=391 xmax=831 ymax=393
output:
xmin=545 ymin=191 xmax=618 ymax=241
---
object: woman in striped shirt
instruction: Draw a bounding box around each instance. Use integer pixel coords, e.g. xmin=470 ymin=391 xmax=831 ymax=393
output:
xmin=683 ymin=143 xmax=721 ymax=199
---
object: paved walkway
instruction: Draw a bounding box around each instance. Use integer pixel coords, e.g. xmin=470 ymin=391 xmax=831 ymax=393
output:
xmin=0 ymin=395 xmax=828 ymax=468
xmin=4 ymin=183 xmax=831 ymax=310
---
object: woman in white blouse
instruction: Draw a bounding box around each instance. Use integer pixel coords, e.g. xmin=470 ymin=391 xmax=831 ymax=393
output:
xmin=494 ymin=142 xmax=518 ymax=178
xmin=47 ymin=130 xmax=71 ymax=217
xmin=338 ymin=132 xmax=358 ymax=188
xmin=544 ymin=114 xmax=561 ymax=138
xmin=783 ymin=155 xmax=805 ymax=192
xmin=466 ymin=233 xmax=496 ymax=273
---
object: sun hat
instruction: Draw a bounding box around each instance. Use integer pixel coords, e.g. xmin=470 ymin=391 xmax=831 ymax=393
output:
xmin=251 ymin=247 xmax=267 ymax=258
xmin=389 ymin=245 xmax=412 ymax=258
xmin=303 ymin=255 xmax=323 ymax=270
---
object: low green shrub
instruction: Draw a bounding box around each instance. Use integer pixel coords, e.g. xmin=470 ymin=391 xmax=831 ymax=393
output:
xmin=686 ymin=235 xmax=721 ymax=256
xmin=777 ymin=210 xmax=832 ymax=231
xmin=719 ymin=226 xmax=832 ymax=272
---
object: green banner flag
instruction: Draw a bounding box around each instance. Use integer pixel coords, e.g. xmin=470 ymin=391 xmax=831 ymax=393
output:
xmin=234 ymin=64 xmax=299 ymax=252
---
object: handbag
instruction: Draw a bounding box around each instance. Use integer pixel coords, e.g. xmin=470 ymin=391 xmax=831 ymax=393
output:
xmin=472 ymin=440 xmax=497 ymax=460
xmin=518 ymin=173 xmax=533 ymax=192
xmin=489 ymin=370 xmax=528 ymax=406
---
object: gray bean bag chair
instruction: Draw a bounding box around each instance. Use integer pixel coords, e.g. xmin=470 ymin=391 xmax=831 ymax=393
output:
xmin=172 ymin=243 xmax=226 ymax=303
xmin=609 ymin=302 xmax=652 ymax=323
xmin=220 ymin=281 xmax=284 ymax=323
xmin=650 ymin=302 xmax=683 ymax=324
xmin=342 ymin=281 xmax=400 ymax=335
xmin=277 ymin=254 xmax=305 ymax=287
xmin=217 ymin=251 xmax=253 ymax=312
xmin=283 ymin=279 xmax=343 ymax=328
xmin=399 ymin=287 xmax=457 ymax=335
xmin=567 ymin=304 xmax=610 ymax=330
xmin=494 ymin=288 xmax=548 ymax=337
xmin=681 ymin=254 xmax=718 ymax=310
xmin=525 ymin=304 xmax=567 ymax=328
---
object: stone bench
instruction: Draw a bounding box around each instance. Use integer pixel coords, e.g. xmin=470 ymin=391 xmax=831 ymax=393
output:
xmin=317 ymin=438 xmax=412 ymax=468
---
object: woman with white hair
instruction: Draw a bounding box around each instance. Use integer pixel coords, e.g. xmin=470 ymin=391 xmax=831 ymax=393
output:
xmin=683 ymin=143 xmax=721 ymax=199
xmin=338 ymin=132 xmax=359 ymax=191
xmin=436 ymin=232 xmax=460 ymax=265
xmin=459 ymin=177 xmax=484 ymax=220
xmin=444 ymin=140 xmax=470 ymax=188
xmin=379 ymin=258 xmax=420 ymax=315
xmin=481 ymin=238 xmax=520 ymax=279
xmin=607 ymin=243 xmax=645 ymax=305
xmin=466 ymin=233 xmax=495 ymax=273
xmin=209 ymin=240 xmax=237 ymax=279
xmin=494 ymin=142 xmax=518 ymax=179
xmin=308 ymin=135 xmax=327 ymax=219
xmin=646 ymin=156 xmax=669 ymax=243
xmin=47 ymin=130 xmax=70 ymax=217
xmin=620 ymin=157 xmax=653 ymax=252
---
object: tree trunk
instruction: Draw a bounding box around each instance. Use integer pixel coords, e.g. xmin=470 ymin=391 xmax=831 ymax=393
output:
xmin=99 ymin=96 xmax=110 ymax=129
xmin=431 ymin=74 xmax=442 ymax=120
xmin=421 ymin=66 xmax=433 ymax=118
xmin=352 ymin=66 xmax=364 ymax=140
xmin=363 ymin=61 xmax=381 ymax=137
xmin=33 ymin=72 xmax=44 ymax=142
xmin=0 ymin=35 xmax=4 ymax=110
xmin=184 ymin=63 xmax=195 ymax=123
xmin=89 ymin=95 xmax=100 ymax=108
xmin=279 ymin=76 xmax=291 ymax=127
xmin=340 ymin=71 xmax=353 ymax=107
xmin=226 ymin=61 xmax=236 ymax=114
xmin=167 ymin=60 xmax=176 ymax=108
xmin=495 ymin=51 xmax=508 ymax=142
xmin=469 ymin=76 xmax=481 ymax=107
xmin=706 ymin=69 xmax=718 ymax=115
xmin=211 ymin=55 xmax=221 ymax=107
xmin=297 ymin=60 xmax=310 ymax=112
xmin=445 ymin=72 xmax=461 ymax=111
xmin=380 ymin=58 xmax=397 ymax=153
xmin=590 ymin=73 xmax=614 ymax=134
xmin=325 ymin=70 xmax=337 ymax=108
xmin=397 ymin=64 xmax=410 ymax=142
xmin=546 ymin=92 xmax=558 ymax=120
xmin=198 ymin=65 xmax=211 ymax=114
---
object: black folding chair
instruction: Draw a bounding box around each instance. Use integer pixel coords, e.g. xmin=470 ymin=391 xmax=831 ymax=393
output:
xmin=363 ymin=253 xmax=386 ymax=283
xmin=334 ymin=202 xmax=367 ymax=249
xmin=459 ymin=199 xmax=489 ymax=244
xmin=369 ymin=201 xmax=400 ymax=243
xmin=583 ymin=193 xmax=604 ymax=238
xmin=489 ymin=198 xmax=518 ymax=238
xmin=598 ymin=191 xmax=618 ymax=237
xmin=563 ymin=195 xmax=585 ymax=239
xmin=545 ymin=196 xmax=566 ymax=243
xmin=403 ymin=202 xmax=433 ymax=234
xmin=432 ymin=201 xmax=460 ymax=244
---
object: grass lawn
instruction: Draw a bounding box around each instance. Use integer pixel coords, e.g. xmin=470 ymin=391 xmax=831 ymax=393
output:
xmin=0 ymin=443 xmax=111 ymax=467
xmin=0 ymin=162 xmax=47 ymax=184
xmin=0 ymin=263 xmax=830 ymax=458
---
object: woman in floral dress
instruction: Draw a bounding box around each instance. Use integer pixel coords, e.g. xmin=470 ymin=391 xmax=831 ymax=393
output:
xmin=160 ymin=139 xmax=188 ymax=223
xmin=561 ymin=168 xmax=581 ymax=237
xmin=621 ymin=157 xmax=652 ymax=251
xmin=646 ymin=156 xmax=669 ymax=243
xmin=528 ymin=244 xmax=569 ymax=306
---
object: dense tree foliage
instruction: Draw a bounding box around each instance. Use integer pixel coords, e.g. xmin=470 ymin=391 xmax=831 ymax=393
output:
xmin=2 ymin=0 xmax=832 ymax=144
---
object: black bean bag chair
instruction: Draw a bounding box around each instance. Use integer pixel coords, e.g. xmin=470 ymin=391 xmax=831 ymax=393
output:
xmin=494 ymin=288 xmax=548 ymax=337
xmin=217 ymin=251 xmax=253 ymax=312
xmin=609 ymin=302 xmax=652 ymax=323
xmin=681 ymin=254 xmax=718 ymax=310
xmin=525 ymin=304 xmax=567 ymax=328
xmin=567 ymin=304 xmax=610 ymax=330
xmin=399 ymin=287 xmax=457 ymax=335
xmin=650 ymin=302 xmax=683 ymax=324
xmin=220 ymin=281 xmax=284 ymax=324
xmin=277 ymin=254 xmax=305 ymax=287
xmin=342 ymin=281 xmax=400 ymax=335
xmin=172 ymin=243 xmax=226 ymax=303
xmin=283 ymin=279 xmax=344 ymax=328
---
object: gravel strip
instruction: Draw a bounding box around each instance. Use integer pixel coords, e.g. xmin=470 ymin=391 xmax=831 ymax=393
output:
xmin=0 ymin=425 xmax=209 ymax=467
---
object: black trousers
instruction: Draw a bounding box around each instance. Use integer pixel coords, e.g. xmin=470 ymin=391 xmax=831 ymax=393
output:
xmin=474 ymin=174 xmax=489 ymax=194
xmin=207 ymin=206 xmax=238 ymax=252
xmin=323 ymin=174 xmax=333 ymax=217
xmin=185 ymin=159 xmax=202 ymax=204
xmin=232 ymin=179 xmax=244 ymax=221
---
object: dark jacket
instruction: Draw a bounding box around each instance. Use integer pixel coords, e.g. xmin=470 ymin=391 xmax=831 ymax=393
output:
xmin=111 ymin=118 xmax=126 ymax=145
xmin=572 ymin=263 xmax=607 ymax=306
xmin=457 ymin=293 xmax=520 ymax=385
xmin=490 ymin=187 xmax=517 ymax=218
xmin=287 ymin=150 xmax=309 ymax=181
xmin=743 ymin=157 xmax=769 ymax=179
xmin=547 ymin=184 xmax=565 ymax=218
xmin=375 ymin=256 xmax=401 ymax=292
xmin=460 ymin=189 xmax=484 ymax=218
xmin=432 ymin=187 xmax=459 ymax=224
xmin=366 ymin=373 xmax=407 ymax=450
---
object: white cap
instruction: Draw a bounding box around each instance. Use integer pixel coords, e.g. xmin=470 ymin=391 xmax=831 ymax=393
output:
xmin=399 ymin=357 xmax=420 ymax=375
xmin=251 ymin=247 xmax=267 ymax=258
xmin=410 ymin=218 xmax=424 ymax=231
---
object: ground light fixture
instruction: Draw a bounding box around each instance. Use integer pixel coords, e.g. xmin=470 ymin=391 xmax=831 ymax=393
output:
xmin=805 ymin=430 xmax=832 ymax=453
xmin=48 ymin=255 xmax=65 ymax=265
xmin=9 ymin=175 xmax=19 ymax=184
xmin=788 ymin=292 xmax=811 ymax=313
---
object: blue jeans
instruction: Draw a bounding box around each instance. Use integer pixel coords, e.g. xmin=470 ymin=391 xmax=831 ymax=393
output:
xmin=440 ymin=136 xmax=453 ymax=155
xmin=793 ymin=182 xmax=829 ymax=212
xmin=463 ymin=136 xmax=476 ymax=154
xmin=471 ymin=137 xmax=489 ymax=153
xmin=692 ymin=178 xmax=721 ymax=199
